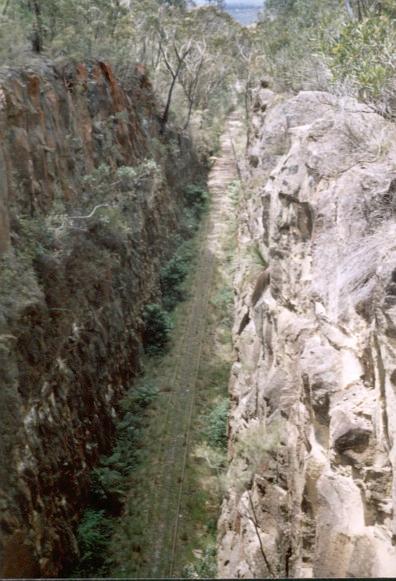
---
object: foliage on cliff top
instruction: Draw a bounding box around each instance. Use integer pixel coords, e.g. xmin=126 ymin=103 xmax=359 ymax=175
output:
xmin=2 ymin=0 xmax=396 ymax=136
xmin=323 ymin=13 xmax=396 ymax=104
xmin=249 ymin=0 xmax=396 ymax=115
xmin=0 ymin=1 xmax=243 ymax=139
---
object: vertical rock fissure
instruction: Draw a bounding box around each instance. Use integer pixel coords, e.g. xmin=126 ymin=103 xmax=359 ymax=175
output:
xmin=373 ymin=330 xmax=392 ymax=453
xmin=248 ymin=490 xmax=275 ymax=578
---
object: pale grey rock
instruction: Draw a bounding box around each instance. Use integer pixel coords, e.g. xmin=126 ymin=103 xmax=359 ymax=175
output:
xmin=218 ymin=89 xmax=396 ymax=577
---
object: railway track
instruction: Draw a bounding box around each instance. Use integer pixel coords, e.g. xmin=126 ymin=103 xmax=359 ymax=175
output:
xmin=138 ymin=113 xmax=243 ymax=578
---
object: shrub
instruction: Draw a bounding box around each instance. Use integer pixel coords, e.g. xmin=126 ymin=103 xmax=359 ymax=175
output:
xmin=160 ymin=254 xmax=188 ymax=309
xmin=122 ymin=382 xmax=159 ymax=410
xmin=184 ymin=184 xmax=209 ymax=225
xmin=184 ymin=543 xmax=217 ymax=578
xmin=205 ymin=399 xmax=229 ymax=450
xmin=184 ymin=183 xmax=208 ymax=209
xmin=76 ymin=509 xmax=113 ymax=576
xmin=249 ymin=243 xmax=268 ymax=269
xmin=160 ymin=242 xmax=194 ymax=310
xmin=91 ymin=463 xmax=126 ymax=504
xmin=323 ymin=15 xmax=396 ymax=106
xmin=224 ymin=420 xmax=283 ymax=493
xmin=142 ymin=304 xmax=172 ymax=354
xmin=212 ymin=286 xmax=233 ymax=312
xmin=254 ymin=0 xmax=339 ymax=93
xmin=78 ymin=379 xmax=160 ymax=573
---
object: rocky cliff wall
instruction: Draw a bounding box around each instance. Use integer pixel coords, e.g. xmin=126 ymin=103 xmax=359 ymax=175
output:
xmin=218 ymin=87 xmax=396 ymax=577
xmin=0 ymin=59 xmax=201 ymax=577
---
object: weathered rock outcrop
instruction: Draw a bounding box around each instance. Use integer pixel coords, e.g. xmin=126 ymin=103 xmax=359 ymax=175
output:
xmin=0 ymin=59 xmax=201 ymax=577
xmin=218 ymin=87 xmax=396 ymax=577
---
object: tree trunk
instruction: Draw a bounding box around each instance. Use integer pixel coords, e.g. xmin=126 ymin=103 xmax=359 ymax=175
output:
xmin=344 ymin=0 xmax=355 ymax=18
xmin=2 ymin=0 xmax=10 ymax=16
xmin=183 ymin=97 xmax=194 ymax=130
xmin=30 ymin=0 xmax=43 ymax=53
xmin=159 ymin=43 xmax=190 ymax=133
xmin=161 ymin=72 xmax=179 ymax=133
xmin=356 ymin=0 xmax=365 ymax=20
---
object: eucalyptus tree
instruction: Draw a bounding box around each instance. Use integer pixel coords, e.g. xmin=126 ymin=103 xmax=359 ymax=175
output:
xmin=344 ymin=0 xmax=396 ymax=18
xmin=133 ymin=3 xmax=242 ymax=131
xmin=0 ymin=0 xmax=133 ymax=59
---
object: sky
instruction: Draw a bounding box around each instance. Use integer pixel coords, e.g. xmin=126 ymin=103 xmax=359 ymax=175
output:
xmin=193 ymin=0 xmax=263 ymax=25
xmin=195 ymin=1 xmax=263 ymax=6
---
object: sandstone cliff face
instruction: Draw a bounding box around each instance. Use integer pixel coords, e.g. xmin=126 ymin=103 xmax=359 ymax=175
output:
xmin=0 ymin=60 xmax=200 ymax=577
xmin=218 ymin=88 xmax=396 ymax=577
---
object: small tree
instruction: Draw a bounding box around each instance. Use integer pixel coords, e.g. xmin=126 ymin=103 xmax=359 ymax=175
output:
xmin=142 ymin=304 xmax=172 ymax=353
xmin=76 ymin=509 xmax=112 ymax=575
xmin=29 ymin=0 xmax=43 ymax=52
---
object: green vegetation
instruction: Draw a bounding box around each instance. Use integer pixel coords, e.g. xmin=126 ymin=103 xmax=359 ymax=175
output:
xmin=142 ymin=304 xmax=172 ymax=354
xmin=0 ymin=215 xmax=56 ymax=321
xmin=324 ymin=14 xmax=396 ymax=103
xmin=211 ymin=286 xmax=233 ymax=309
xmin=74 ymin=510 xmax=113 ymax=577
xmin=184 ymin=184 xmax=209 ymax=218
xmin=80 ymin=161 xmax=160 ymax=211
xmin=251 ymin=0 xmax=396 ymax=115
xmin=73 ymin=156 xmax=236 ymax=577
xmin=5 ymin=0 xmax=396 ymax=577
xmin=178 ymin=344 xmax=231 ymax=576
xmin=204 ymin=398 xmax=229 ymax=450
xmin=159 ymin=184 xmax=209 ymax=309
xmin=181 ymin=183 xmax=210 ymax=234
xmin=2 ymin=0 xmax=395 ymax=130
xmin=0 ymin=1 xmax=242 ymax=145
xmin=72 ymin=176 xmax=207 ymax=574
xmin=225 ymin=420 xmax=283 ymax=494
xmin=161 ymin=244 xmax=192 ymax=310
xmin=92 ymin=381 xmax=159 ymax=503
xmin=184 ymin=542 xmax=217 ymax=578
xmin=177 ymin=172 xmax=239 ymax=577
xmin=249 ymin=242 xmax=268 ymax=269
xmin=70 ymin=380 xmax=160 ymax=577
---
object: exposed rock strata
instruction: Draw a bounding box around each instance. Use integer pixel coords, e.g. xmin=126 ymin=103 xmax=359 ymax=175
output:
xmin=0 ymin=60 xmax=200 ymax=577
xmin=218 ymin=88 xmax=396 ymax=577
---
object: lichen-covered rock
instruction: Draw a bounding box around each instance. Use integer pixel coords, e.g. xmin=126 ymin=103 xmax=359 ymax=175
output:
xmin=0 ymin=59 xmax=202 ymax=577
xmin=219 ymin=88 xmax=396 ymax=577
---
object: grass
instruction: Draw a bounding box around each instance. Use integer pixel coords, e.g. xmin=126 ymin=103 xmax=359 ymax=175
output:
xmin=172 ymin=161 xmax=240 ymax=576
xmin=249 ymin=242 xmax=268 ymax=269
xmin=174 ymin=317 xmax=232 ymax=575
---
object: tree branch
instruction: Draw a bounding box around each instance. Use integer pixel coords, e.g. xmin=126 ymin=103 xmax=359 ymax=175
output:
xmin=71 ymin=204 xmax=110 ymax=220
xmin=344 ymin=0 xmax=355 ymax=18
xmin=1 ymin=0 xmax=10 ymax=17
